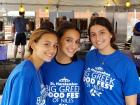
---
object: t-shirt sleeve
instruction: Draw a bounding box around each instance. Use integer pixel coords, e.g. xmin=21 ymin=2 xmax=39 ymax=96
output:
xmin=1 ymin=68 xmax=33 ymax=105
xmin=122 ymin=60 xmax=140 ymax=96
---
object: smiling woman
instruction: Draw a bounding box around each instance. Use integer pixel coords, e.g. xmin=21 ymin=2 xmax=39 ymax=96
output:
xmin=83 ymin=17 xmax=140 ymax=105
xmin=1 ymin=28 xmax=58 ymax=105
xmin=40 ymin=22 xmax=84 ymax=105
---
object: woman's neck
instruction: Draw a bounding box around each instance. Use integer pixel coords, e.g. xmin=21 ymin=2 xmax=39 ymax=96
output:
xmin=28 ymin=54 xmax=43 ymax=71
xmin=99 ymin=46 xmax=116 ymax=55
xmin=55 ymin=53 xmax=72 ymax=64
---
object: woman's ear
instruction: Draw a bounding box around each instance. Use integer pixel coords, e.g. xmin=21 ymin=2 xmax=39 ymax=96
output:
xmin=110 ymin=35 xmax=112 ymax=38
xmin=30 ymin=42 xmax=36 ymax=50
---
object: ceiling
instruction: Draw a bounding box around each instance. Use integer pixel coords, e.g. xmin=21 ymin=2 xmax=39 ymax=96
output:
xmin=0 ymin=0 xmax=140 ymax=11
xmin=1 ymin=0 xmax=140 ymax=6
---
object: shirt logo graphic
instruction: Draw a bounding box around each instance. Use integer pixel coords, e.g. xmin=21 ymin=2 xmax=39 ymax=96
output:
xmin=83 ymin=67 xmax=115 ymax=97
xmin=46 ymin=77 xmax=80 ymax=104
xmin=36 ymin=83 xmax=47 ymax=105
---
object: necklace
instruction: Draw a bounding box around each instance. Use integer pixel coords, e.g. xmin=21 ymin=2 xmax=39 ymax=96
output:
xmin=96 ymin=50 xmax=116 ymax=66
xmin=96 ymin=50 xmax=108 ymax=66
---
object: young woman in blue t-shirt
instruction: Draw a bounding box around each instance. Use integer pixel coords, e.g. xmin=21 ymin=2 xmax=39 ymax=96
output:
xmin=41 ymin=22 xmax=84 ymax=105
xmin=83 ymin=17 xmax=140 ymax=105
xmin=1 ymin=29 xmax=58 ymax=105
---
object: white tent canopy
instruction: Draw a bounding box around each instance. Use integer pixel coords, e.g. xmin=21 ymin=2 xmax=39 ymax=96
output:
xmin=0 ymin=0 xmax=140 ymax=12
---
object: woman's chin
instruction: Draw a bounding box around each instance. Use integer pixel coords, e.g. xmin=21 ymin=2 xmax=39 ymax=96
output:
xmin=44 ymin=57 xmax=53 ymax=62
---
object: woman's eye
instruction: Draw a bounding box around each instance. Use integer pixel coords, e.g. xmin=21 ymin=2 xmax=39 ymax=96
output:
xmin=90 ymin=33 xmax=95 ymax=37
xmin=76 ymin=40 xmax=80 ymax=45
xmin=66 ymin=39 xmax=72 ymax=42
xmin=53 ymin=44 xmax=58 ymax=48
xmin=100 ymin=31 xmax=105 ymax=34
xmin=44 ymin=43 xmax=51 ymax=47
xmin=44 ymin=43 xmax=49 ymax=45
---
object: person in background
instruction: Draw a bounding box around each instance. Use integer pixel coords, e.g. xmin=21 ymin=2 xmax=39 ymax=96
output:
xmin=40 ymin=19 xmax=54 ymax=30
xmin=131 ymin=21 xmax=140 ymax=53
xmin=56 ymin=16 xmax=68 ymax=31
xmin=90 ymin=12 xmax=99 ymax=50
xmin=59 ymin=16 xmax=67 ymax=24
xmin=90 ymin=12 xmax=99 ymax=22
xmin=12 ymin=11 xmax=29 ymax=61
xmin=41 ymin=22 xmax=84 ymax=105
xmin=1 ymin=29 xmax=58 ymax=105
xmin=83 ymin=17 xmax=140 ymax=105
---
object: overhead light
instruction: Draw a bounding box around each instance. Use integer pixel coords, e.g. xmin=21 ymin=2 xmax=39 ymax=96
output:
xmin=106 ymin=0 xmax=111 ymax=7
xmin=45 ymin=7 xmax=49 ymax=13
xmin=19 ymin=4 xmax=25 ymax=12
xmin=125 ymin=1 xmax=131 ymax=8
xmin=107 ymin=3 xmax=111 ymax=6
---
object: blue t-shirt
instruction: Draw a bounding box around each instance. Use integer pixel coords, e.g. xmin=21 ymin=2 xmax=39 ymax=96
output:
xmin=13 ymin=17 xmax=28 ymax=33
xmin=1 ymin=60 xmax=47 ymax=105
xmin=83 ymin=49 xmax=140 ymax=105
xmin=41 ymin=58 xmax=84 ymax=105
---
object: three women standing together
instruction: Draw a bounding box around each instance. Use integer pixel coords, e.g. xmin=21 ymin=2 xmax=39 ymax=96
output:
xmin=1 ymin=17 xmax=140 ymax=105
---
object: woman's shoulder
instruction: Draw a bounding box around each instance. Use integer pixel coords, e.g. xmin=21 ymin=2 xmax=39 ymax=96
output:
xmin=72 ymin=58 xmax=85 ymax=67
xmin=9 ymin=60 xmax=36 ymax=80
xmin=87 ymin=49 xmax=97 ymax=54
xmin=76 ymin=58 xmax=84 ymax=64
xmin=115 ymin=50 xmax=135 ymax=64
xmin=86 ymin=49 xmax=97 ymax=58
xmin=15 ymin=60 xmax=35 ymax=72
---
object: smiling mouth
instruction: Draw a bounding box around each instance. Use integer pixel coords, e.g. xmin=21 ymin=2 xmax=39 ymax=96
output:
xmin=46 ymin=54 xmax=54 ymax=58
xmin=96 ymin=41 xmax=103 ymax=45
xmin=67 ymin=50 xmax=75 ymax=54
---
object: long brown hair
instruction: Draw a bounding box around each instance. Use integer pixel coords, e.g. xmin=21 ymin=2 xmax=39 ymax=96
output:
xmin=88 ymin=17 xmax=118 ymax=49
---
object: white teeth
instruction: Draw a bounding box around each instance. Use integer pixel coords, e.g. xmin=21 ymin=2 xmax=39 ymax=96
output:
xmin=68 ymin=50 xmax=73 ymax=52
xmin=46 ymin=54 xmax=53 ymax=57
xmin=68 ymin=49 xmax=74 ymax=52
xmin=68 ymin=50 xmax=75 ymax=53
xmin=96 ymin=42 xmax=102 ymax=44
